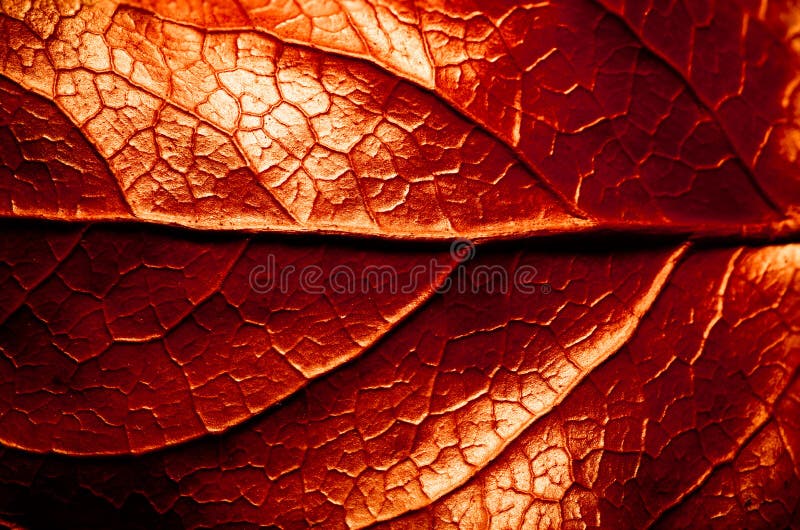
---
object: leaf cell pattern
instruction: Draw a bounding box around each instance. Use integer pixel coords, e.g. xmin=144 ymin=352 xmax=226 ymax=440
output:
xmin=0 ymin=1 xmax=799 ymax=529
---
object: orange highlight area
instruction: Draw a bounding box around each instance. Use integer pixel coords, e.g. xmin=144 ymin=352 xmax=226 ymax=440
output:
xmin=0 ymin=1 xmax=799 ymax=529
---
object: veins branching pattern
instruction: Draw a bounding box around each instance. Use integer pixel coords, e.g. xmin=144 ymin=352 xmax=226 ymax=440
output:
xmin=0 ymin=1 xmax=799 ymax=529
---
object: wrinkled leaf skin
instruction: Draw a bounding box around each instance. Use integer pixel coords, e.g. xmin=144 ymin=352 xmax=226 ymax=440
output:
xmin=0 ymin=221 xmax=456 ymax=454
xmin=0 ymin=0 xmax=800 ymax=529
xmin=0 ymin=77 xmax=130 ymax=219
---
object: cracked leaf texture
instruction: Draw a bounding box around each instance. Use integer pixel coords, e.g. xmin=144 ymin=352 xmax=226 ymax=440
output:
xmin=0 ymin=0 xmax=799 ymax=529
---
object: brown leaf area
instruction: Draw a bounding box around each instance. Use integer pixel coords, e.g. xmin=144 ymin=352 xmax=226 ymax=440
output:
xmin=0 ymin=1 xmax=799 ymax=529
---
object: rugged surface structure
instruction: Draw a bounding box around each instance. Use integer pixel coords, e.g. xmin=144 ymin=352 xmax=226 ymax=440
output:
xmin=0 ymin=1 xmax=799 ymax=528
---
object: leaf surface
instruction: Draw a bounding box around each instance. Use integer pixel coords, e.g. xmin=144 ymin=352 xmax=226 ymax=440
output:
xmin=383 ymin=244 xmax=800 ymax=529
xmin=0 ymin=221 xmax=454 ymax=454
xmin=2 ymin=0 xmax=799 ymax=236
xmin=0 ymin=1 xmax=799 ymax=529
xmin=115 ymin=0 xmax=800 ymax=226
